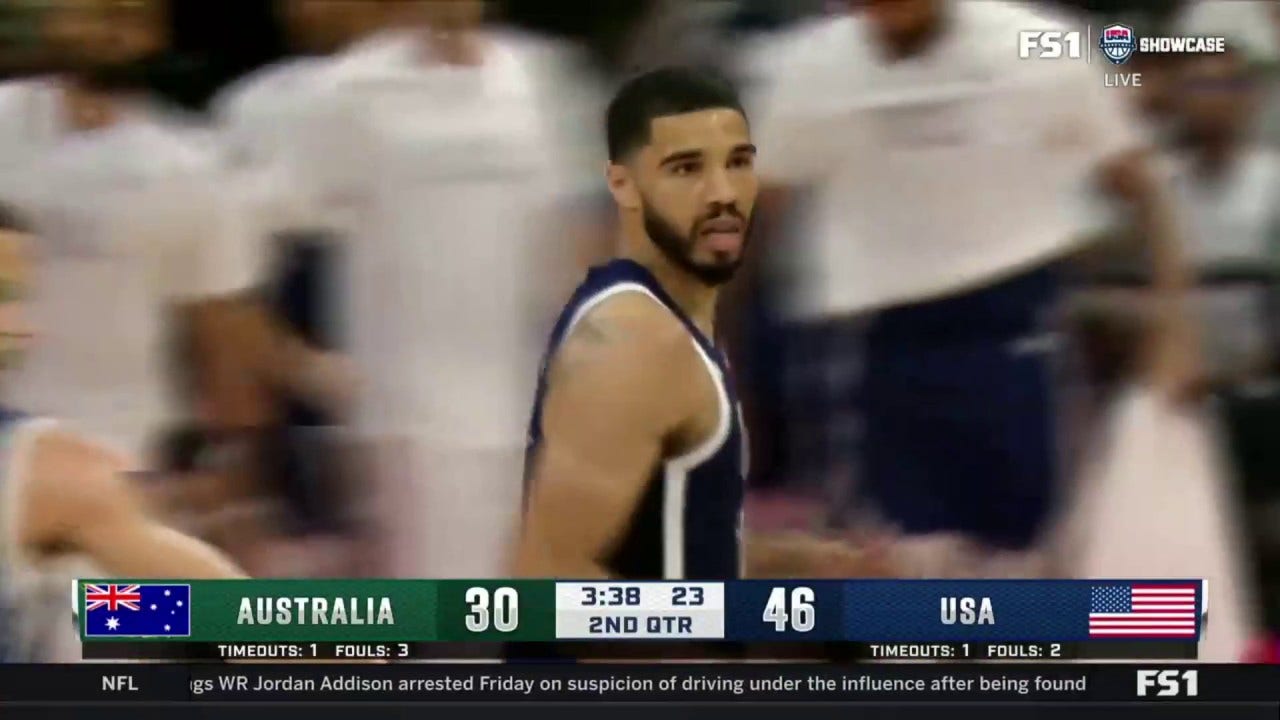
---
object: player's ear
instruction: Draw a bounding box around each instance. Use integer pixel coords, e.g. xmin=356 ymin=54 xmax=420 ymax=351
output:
xmin=606 ymin=161 xmax=641 ymax=211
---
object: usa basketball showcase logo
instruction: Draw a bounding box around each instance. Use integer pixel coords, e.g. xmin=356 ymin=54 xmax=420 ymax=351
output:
xmin=1099 ymin=24 xmax=1137 ymax=65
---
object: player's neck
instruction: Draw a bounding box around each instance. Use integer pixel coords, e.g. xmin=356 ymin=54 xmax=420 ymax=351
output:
xmin=623 ymin=251 xmax=718 ymax=335
xmin=414 ymin=26 xmax=486 ymax=67
xmin=619 ymin=216 xmax=719 ymax=333
xmin=57 ymin=82 xmax=123 ymax=133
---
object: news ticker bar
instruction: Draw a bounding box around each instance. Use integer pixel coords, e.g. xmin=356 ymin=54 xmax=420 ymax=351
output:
xmin=78 ymin=579 xmax=1205 ymax=644
xmin=81 ymin=640 xmax=1198 ymax=662
xmin=1 ymin=664 xmax=1274 ymax=704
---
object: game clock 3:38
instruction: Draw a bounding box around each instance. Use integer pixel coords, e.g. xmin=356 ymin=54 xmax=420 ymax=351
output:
xmin=581 ymin=586 xmax=640 ymax=606
xmin=579 ymin=585 xmax=706 ymax=607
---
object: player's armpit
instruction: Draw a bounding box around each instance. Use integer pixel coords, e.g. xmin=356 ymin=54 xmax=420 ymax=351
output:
xmin=21 ymin=430 xmax=247 ymax=579
xmin=511 ymin=297 xmax=701 ymax=579
xmin=182 ymin=296 xmax=274 ymax=429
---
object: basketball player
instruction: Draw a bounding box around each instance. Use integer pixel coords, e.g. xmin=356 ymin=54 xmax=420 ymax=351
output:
xmin=0 ymin=213 xmax=245 ymax=663
xmin=9 ymin=55 xmax=349 ymax=464
xmin=512 ymin=67 xmax=890 ymax=583
xmin=212 ymin=1 xmax=394 ymax=182
xmin=254 ymin=0 xmax=581 ymax=580
xmin=744 ymin=0 xmax=1199 ymax=577
xmin=0 ymin=1 xmax=161 ymax=197
xmin=1166 ymin=46 xmax=1280 ymax=385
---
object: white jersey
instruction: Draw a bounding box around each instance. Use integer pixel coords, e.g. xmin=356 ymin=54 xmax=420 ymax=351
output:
xmin=272 ymin=32 xmax=574 ymax=578
xmin=211 ymin=56 xmax=334 ymax=168
xmin=0 ymin=81 xmax=206 ymax=202
xmin=0 ymin=78 xmax=65 ymax=203
xmin=215 ymin=32 xmax=450 ymax=238
xmin=280 ymin=31 xmax=572 ymax=447
xmin=747 ymin=3 xmax=1143 ymax=317
xmin=211 ymin=56 xmax=341 ymax=235
xmin=1169 ymin=149 xmax=1280 ymax=374
xmin=8 ymin=118 xmax=261 ymax=463
xmin=0 ymin=416 xmax=84 ymax=662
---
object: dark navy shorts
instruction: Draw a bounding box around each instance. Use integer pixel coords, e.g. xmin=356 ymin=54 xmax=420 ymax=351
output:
xmin=795 ymin=264 xmax=1071 ymax=551
xmin=860 ymin=264 xmax=1068 ymax=550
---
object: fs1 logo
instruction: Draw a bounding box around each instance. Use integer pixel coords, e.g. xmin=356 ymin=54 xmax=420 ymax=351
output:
xmin=1136 ymin=669 xmax=1199 ymax=697
xmin=1099 ymin=24 xmax=1137 ymax=64
xmin=1018 ymin=30 xmax=1083 ymax=59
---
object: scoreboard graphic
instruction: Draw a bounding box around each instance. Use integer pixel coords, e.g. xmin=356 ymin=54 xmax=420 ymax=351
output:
xmin=75 ymin=579 xmax=1206 ymax=661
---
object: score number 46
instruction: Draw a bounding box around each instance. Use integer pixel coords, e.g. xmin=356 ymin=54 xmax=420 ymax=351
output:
xmin=763 ymin=587 xmax=815 ymax=632
xmin=465 ymin=587 xmax=519 ymax=633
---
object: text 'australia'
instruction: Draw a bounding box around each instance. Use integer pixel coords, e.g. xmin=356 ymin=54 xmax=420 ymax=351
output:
xmin=238 ymin=597 xmax=396 ymax=625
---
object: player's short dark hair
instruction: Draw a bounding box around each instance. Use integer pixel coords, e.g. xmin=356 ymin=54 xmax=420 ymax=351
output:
xmin=605 ymin=66 xmax=746 ymax=163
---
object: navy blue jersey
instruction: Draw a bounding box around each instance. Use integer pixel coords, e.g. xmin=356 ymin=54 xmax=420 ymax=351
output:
xmin=524 ymin=259 xmax=747 ymax=580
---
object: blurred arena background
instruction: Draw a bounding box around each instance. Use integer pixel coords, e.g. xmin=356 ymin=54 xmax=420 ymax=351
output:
xmin=0 ymin=0 xmax=1277 ymax=662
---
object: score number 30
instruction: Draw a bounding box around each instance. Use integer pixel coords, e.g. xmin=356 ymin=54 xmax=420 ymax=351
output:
xmin=465 ymin=587 xmax=519 ymax=633
xmin=763 ymin=587 xmax=815 ymax=633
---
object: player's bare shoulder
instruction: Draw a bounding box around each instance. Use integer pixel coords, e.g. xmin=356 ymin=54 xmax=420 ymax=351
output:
xmin=30 ymin=428 xmax=133 ymax=479
xmin=549 ymin=291 xmax=702 ymax=399
xmin=19 ymin=428 xmax=137 ymax=548
xmin=538 ymin=291 xmax=706 ymax=440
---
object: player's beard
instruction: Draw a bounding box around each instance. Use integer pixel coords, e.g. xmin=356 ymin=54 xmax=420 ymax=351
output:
xmin=642 ymin=202 xmax=750 ymax=288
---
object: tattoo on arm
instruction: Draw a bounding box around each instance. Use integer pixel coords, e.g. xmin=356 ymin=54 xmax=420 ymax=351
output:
xmin=574 ymin=314 xmax=613 ymax=345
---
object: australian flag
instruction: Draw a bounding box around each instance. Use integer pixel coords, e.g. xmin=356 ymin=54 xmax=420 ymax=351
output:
xmin=82 ymin=583 xmax=191 ymax=638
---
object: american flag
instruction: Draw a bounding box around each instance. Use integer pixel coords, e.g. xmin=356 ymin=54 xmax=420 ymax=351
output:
xmin=1088 ymin=583 xmax=1199 ymax=638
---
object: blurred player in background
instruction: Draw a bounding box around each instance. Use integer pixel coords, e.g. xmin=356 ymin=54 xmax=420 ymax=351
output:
xmin=0 ymin=0 xmax=200 ymax=171
xmin=0 ymin=211 xmax=245 ymax=663
xmin=2 ymin=2 xmax=352 ymax=578
xmin=8 ymin=57 xmax=347 ymax=469
xmin=1167 ymin=46 xmax=1280 ymax=386
xmin=4 ymin=66 xmax=236 ymax=468
xmin=209 ymin=0 xmax=404 ymax=576
xmin=0 ymin=0 xmax=166 ymax=196
xmin=1165 ymin=44 xmax=1280 ymax=659
xmin=212 ymin=0 xmax=395 ymax=198
xmin=513 ymin=67 xmax=890 ymax=584
xmin=258 ymin=0 xmax=578 ymax=579
xmin=745 ymin=0 xmax=1198 ymax=577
